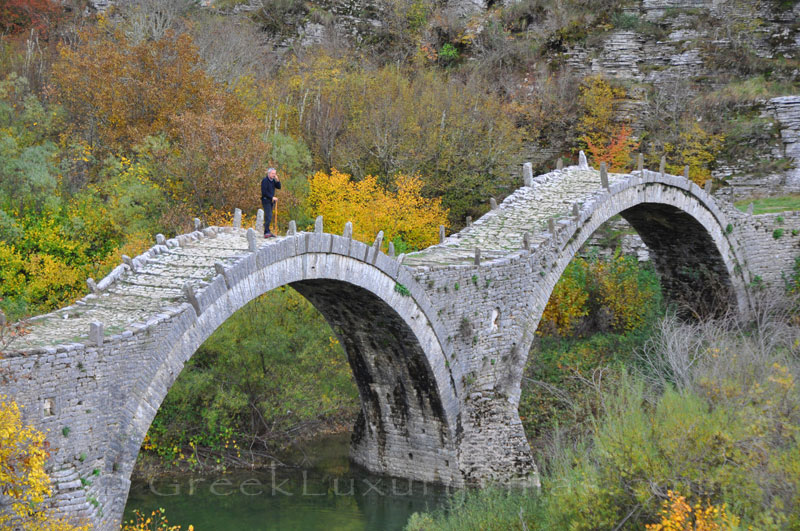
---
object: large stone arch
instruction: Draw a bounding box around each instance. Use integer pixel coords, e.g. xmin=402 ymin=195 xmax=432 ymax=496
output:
xmin=109 ymin=247 xmax=462 ymax=525
xmin=511 ymin=175 xmax=750 ymax=402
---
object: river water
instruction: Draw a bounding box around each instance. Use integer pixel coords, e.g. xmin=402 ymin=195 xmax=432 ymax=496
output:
xmin=123 ymin=433 xmax=451 ymax=530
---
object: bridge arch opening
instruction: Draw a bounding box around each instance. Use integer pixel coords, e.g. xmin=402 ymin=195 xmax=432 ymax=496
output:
xmin=528 ymin=184 xmax=747 ymax=343
xmin=291 ymin=278 xmax=453 ymax=469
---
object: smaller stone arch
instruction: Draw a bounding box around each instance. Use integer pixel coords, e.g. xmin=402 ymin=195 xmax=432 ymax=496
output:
xmin=511 ymin=173 xmax=750 ymax=403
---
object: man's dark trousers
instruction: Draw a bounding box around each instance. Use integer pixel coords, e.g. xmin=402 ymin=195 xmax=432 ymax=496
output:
xmin=261 ymin=199 xmax=274 ymax=235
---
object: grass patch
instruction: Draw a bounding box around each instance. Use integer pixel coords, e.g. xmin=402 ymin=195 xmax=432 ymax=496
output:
xmin=406 ymin=487 xmax=543 ymax=530
xmin=701 ymin=76 xmax=798 ymax=106
xmin=735 ymin=194 xmax=800 ymax=214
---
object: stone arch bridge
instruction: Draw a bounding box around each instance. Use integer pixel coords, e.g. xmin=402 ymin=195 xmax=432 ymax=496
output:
xmin=2 ymin=156 xmax=798 ymax=529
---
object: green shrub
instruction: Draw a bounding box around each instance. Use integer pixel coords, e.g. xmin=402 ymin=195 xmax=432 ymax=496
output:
xmin=784 ymin=256 xmax=800 ymax=294
xmin=439 ymin=43 xmax=460 ymax=65
xmin=610 ymin=11 xmax=644 ymax=31
xmin=395 ymin=282 xmax=411 ymax=296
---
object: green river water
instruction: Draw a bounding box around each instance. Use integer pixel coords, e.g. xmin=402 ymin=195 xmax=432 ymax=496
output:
xmin=123 ymin=433 xmax=451 ymax=530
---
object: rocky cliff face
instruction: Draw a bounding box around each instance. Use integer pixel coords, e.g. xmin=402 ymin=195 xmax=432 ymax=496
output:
xmin=557 ymin=1 xmax=800 ymax=198
xmin=567 ymin=0 xmax=800 ymax=82
xmin=769 ymin=96 xmax=800 ymax=188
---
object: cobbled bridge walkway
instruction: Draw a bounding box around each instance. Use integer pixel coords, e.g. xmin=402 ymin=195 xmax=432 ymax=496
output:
xmin=3 ymin=154 xmax=799 ymax=529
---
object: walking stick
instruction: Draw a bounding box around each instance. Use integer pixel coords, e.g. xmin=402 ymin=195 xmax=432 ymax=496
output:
xmin=273 ymin=201 xmax=278 ymax=236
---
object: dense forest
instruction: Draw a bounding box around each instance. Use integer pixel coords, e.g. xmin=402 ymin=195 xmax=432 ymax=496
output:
xmin=1 ymin=0 xmax=800 ymax=529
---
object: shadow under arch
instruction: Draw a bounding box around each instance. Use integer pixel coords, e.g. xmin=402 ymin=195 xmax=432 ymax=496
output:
xmin=620 ymin=202 xmax=736 ymax=317
xmin=111 ymin=251 xmax=462 ymax=521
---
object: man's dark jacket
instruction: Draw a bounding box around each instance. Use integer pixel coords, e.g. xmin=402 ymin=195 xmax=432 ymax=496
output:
xmin=261 ymin=175 xmax=281 ymax=200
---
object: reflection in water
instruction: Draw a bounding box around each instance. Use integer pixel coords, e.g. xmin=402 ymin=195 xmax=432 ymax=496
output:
xmin=124 ymin=433 xmax=450 ymax=530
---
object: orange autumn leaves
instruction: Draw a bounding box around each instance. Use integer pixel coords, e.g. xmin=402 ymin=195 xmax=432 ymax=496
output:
xmin=52 ymin=27 xmax=268 ymax=214
xmin=577 ymin=75 xmax=723 ymax=183
xmin=53 ymin=29 xmax=212 ymax=153
xmin=0 ymin=0 xmax=62 ymax=38
xmin=308 ymin=169 xmax=448 ymax=252
xmin=577 ymin=76 xmax=639 ymax=172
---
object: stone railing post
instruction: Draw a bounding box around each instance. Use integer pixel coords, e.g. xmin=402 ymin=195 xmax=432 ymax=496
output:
xmin=247 ymin=228 xmax=257 ymax=252
xmin=256 ymin=209 xmax=264 ymax=233
xmin=89 ymin=322 xmax=104 ymax=346
xmin=600 ymin=162 xmax=609 ymax=189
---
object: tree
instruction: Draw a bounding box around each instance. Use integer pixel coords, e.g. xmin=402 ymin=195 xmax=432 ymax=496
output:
xmin=168 ymin=92 xmax=269 ymax=215
xmin=259 ymin=55 xmax=523 ymax=225
xmin=52 ymin=28 xmax=213 ymax=155
xmin=336 ymin=69 xmax=522 ymax=223
xmin=577 ymin=75 xmax=638 ymax=172
xmin=663 ymin=122 xmax=724 ymax=186
xmin=0 ymin=397 xmax=89 ymax=530
xmin=585 ymin=124 xmax=639 ymax=173
xmin=0 ymin=0 xmax=62 ymax=38
xmin=307 ymin=169 xmax=448 ymax=251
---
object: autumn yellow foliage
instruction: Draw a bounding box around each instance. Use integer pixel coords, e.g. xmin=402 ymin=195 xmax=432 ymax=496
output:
xmin=664 ymin=123 xmax=725 ymax=186
xmin=540 ymin=258 xmax=590 ymax=336
xmin=594 ymin=255 xmax=654 ymax=332
xmin=540 ymin=255 xmax=660 ymax=336
xmin=647 ymin=491 xmax=740 ymax=531
xmin=122 ymin=508 xmax=193 ymax=531
xmin=307 ymin=169 xmax=448 ymax=251
xmin=0 ymin=397 xmax=90 ymax=531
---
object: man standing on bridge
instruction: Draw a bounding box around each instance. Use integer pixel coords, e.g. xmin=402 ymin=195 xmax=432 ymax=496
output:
xmin=261 ymin=167 xmax=281 ymax=238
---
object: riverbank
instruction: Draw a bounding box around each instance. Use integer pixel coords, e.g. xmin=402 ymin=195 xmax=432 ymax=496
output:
xmin=132 ymin=412 xmax=356 ymax=482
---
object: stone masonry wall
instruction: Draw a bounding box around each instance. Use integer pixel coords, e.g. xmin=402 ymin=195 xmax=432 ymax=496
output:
xmin=719 ymin=202 xmax=800 ymax=288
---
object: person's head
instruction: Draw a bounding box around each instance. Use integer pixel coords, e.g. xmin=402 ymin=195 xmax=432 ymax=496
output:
xmin=267 ymin=167 xmax=277 ymax=179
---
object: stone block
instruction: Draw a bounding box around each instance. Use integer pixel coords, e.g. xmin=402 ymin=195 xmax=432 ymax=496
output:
xmin=307 ymin=232 xmax=331 ymax=254
xmin=196 ymin=274 xmax=228 ymax=312
xmin=374 ymin=252 xmax=400 ymax=280
xmin=350 ymin=240 xmax=368 ymax=261
xmin=331 ymin=235 xmax=351 ymax=255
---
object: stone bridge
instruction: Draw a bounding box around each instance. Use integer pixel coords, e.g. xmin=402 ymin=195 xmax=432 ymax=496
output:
xmin=2 ymin=155 xmax=799 ymax=529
